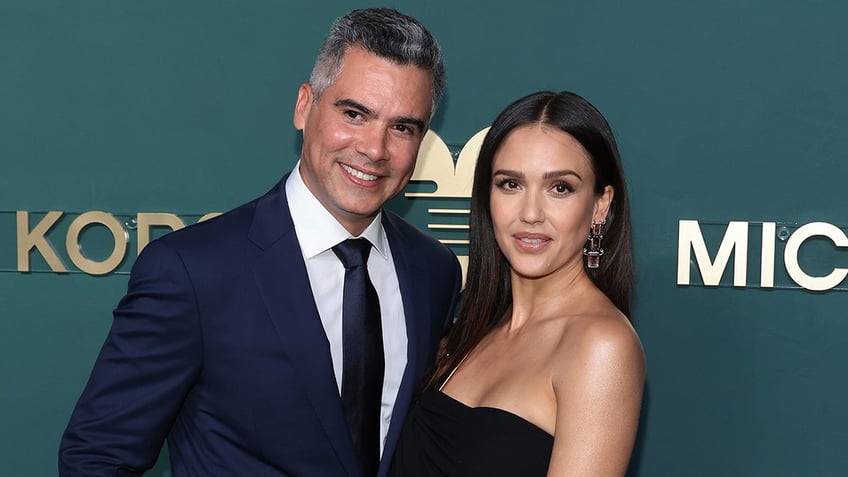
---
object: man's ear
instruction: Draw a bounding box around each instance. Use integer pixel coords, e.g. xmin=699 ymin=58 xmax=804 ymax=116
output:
xmin=293 ymin=83 xmax=313 ymax=131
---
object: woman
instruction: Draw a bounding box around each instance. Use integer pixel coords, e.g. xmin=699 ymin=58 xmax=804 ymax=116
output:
xmin=389 ymin=91 xmax=645 ymax=476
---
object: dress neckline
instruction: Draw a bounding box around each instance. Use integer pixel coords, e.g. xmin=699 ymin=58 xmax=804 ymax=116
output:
xmin=428 ymin=390 xmax=554 ymax=439
xmin=436 ymin=354 xmax=554 ymax=439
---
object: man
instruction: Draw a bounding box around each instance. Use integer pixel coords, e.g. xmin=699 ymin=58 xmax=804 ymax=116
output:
xmin=59 ymin=8 xmax=461 ymax=477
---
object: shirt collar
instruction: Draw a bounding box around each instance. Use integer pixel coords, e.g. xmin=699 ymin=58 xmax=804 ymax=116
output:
xmin=286 ymin=161 xmax=389 ymax=260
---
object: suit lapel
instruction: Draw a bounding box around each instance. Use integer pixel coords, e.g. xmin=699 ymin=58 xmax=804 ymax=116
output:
xmin=379 ymin=214 xmax=431 ymax=476
xmin=249 ymin=179 xmax=360 ymax=477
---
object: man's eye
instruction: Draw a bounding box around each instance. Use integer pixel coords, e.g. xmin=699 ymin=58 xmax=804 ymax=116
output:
xmin=394 ymin=124 xmax=416 ymax=135
xmin=345 ymin=111 xmax=361 ymax=120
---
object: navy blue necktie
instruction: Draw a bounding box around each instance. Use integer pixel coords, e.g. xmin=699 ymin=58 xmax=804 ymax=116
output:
xmin=332 ymin=238 xmax=384 ymax=476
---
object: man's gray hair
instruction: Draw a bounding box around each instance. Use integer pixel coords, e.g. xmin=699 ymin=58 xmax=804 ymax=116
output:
xmin=309 ymin=8 xmax=445 ymax=118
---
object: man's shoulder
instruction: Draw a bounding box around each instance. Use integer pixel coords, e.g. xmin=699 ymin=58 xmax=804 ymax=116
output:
xmin=160 ymin=197 xmax=259 ymax=246
xmin=157 ymin=179 xmax=287 ymax=250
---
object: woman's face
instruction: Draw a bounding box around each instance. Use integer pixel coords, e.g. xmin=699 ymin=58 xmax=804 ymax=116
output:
xmin=489 ymin=124 xmax=612 ymax=280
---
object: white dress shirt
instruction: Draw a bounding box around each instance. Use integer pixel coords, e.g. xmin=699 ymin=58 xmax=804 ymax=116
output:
xmin=285 ymin=163 xmax=407 ymax=455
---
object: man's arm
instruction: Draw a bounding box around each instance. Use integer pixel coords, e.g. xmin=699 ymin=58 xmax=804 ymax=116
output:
xmin=59 ymin=240 xmax=203 ymax=476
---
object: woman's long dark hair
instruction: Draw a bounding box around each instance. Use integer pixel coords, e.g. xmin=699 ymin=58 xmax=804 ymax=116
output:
xmin=427 ymin=91 xmax=633 ymax=390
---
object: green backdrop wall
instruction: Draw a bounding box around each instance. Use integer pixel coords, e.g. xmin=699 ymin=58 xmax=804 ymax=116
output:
xmin=2 ymin=1 xmax=846 ymax=475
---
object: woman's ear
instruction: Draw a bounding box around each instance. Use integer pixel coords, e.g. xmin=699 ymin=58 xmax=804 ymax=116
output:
xmin=593 ymin=185 xmax=614 ymax=222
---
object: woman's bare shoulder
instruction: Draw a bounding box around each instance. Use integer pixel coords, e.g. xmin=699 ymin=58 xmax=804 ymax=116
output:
xmin=551 ymin=303 xmax=645 ymax=385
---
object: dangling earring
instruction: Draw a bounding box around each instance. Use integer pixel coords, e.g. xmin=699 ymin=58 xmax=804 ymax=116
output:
xmin=583 ymin=220 xmax=605 ymax=269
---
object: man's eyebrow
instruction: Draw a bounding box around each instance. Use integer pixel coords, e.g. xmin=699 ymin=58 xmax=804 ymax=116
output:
xmin=334 ymin=98 xmax=374 ymax=116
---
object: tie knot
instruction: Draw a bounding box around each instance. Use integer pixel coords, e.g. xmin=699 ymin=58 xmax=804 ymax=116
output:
xmin=332 ymin=238 xmax=372 ymax=269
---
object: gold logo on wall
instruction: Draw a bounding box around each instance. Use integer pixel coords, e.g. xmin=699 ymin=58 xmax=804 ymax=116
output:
xmin=406 ymin=128 xmax=489 ymax=280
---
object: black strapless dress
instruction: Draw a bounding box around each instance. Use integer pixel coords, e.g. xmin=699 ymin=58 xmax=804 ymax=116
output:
xmin=388 ymin=389 xmax=553 ymax=476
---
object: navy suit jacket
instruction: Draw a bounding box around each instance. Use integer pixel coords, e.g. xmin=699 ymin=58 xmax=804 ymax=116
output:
xmin=59 ymin=178 xmax=462 ymax=476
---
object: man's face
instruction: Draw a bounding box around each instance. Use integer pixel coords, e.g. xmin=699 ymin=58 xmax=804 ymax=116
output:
xmin=293 ymin=46 xmax=434 ymax=235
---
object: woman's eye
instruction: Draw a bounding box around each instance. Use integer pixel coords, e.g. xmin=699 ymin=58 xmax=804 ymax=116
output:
xmin=553 ymin=183 xmax=572 ymax=194
xmin=500 ymin=179 xmax=518 ymax=189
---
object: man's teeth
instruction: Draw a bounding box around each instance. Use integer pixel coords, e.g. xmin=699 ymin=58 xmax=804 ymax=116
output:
xmin=342 ymin=164 xmax=377 ymax=181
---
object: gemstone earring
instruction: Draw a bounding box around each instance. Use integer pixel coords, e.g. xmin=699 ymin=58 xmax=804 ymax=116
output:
xmin=583 ymin=220 xmax=605 ymax=269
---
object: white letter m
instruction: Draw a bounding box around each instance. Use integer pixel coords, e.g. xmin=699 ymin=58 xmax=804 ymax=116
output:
xmin=678 ymin=220 xmax=748 ymax=287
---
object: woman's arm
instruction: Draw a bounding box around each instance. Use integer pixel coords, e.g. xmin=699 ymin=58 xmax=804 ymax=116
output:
xmin=547 ymin=317 xmax=646 ymax=477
